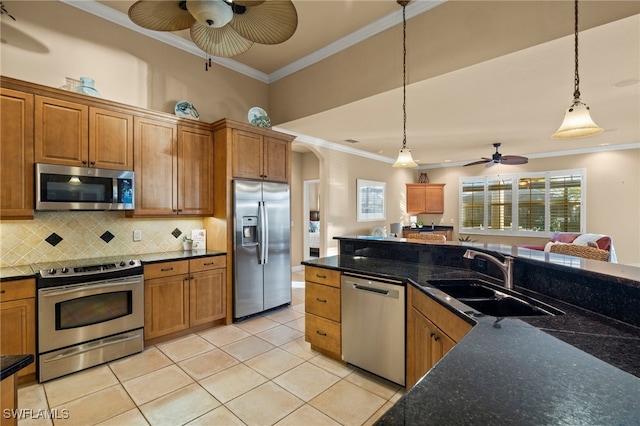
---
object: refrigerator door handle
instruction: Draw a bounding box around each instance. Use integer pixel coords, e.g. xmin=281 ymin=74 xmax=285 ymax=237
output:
xmin=262 ymin=201 xmax=269 ymax=264
xmin=258 ymin=201 xmax=268 ymax=264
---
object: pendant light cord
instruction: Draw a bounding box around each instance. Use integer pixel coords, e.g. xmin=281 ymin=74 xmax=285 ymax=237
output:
xmin=573 ymin=0 xmax=580 ymax=102
xmin=402 ymin=3 xmax=407 ymax=149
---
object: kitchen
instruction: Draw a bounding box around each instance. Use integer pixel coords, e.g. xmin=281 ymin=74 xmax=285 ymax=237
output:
xmin=2 ymin=1 xmax=640 ymax=425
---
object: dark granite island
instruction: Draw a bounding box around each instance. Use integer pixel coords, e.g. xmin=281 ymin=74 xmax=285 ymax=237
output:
xmin=302 ymin=236 xmax=640 ymax=425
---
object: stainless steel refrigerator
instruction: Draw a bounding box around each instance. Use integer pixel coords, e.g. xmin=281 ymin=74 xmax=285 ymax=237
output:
xmin=233 ymin=179 xmax=291 ymax=320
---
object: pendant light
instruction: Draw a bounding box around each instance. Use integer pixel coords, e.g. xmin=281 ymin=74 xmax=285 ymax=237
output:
xmin=393 ymin=0 xmax=418 ymax=168
xmin=552 ymin=0 xmax=603 ymax=139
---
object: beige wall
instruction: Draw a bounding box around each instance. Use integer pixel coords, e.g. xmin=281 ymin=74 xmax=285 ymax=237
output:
xmin=290 ymin=152 xmax=303 ymax=267
xmin=1 ymin=1 xmax=267 ymax=123
xmin=419 ymin=149 xmax=640 ymax=266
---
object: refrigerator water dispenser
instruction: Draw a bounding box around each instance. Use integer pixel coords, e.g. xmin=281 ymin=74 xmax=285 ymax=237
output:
xmin=241 ymin=216 xmax=258 ymax=246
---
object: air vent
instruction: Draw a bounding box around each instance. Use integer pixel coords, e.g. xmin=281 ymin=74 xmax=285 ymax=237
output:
xmin=344 ymin=138 xmax=360 ymax=144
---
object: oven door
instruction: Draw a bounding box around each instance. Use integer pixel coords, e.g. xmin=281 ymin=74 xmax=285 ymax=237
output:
xmin=38 ymin=275 xmax=144 ymax=353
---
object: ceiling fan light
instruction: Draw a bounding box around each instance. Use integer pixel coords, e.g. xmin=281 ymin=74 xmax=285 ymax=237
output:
xmin=552 ymin=101 xmax=604 ymax=139
xmin=187 ymin=0 xmax=232 ymax=28
xmin=393 ymin=147 xmax=418 ymax=168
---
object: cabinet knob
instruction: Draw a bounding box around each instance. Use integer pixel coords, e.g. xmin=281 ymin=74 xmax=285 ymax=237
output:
xmin=178 ymin=209 xmax=183 ymax=213
xmin=90 ymin=161 xmax=96 ymax=166
xmin=82 ymin=160 xmax=88 ymax=165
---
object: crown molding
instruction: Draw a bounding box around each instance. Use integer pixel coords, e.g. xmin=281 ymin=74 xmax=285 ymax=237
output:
xmin=59 ymin=0 xmax=443 ymax=84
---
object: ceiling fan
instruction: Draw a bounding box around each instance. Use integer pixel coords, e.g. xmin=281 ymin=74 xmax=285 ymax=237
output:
xmin=128 ymin=0 xmax=298 ymax=58
xmin=464 ymin=143 xmax=529 ymax=168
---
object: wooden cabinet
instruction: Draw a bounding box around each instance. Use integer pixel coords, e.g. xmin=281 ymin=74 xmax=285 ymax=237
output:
xmin=232 ymin=129 xmax=290 ymax=183
xmin=144 ymin=256 xmax=226 ymax=342
xmin=0 ymin=279 xmax=36 ymax=379
xmin=402 ymin=228 xmax=453 ymax=241
xmin=0 ymin=88 xmax=34 ymax=219
xmin=304 ymin=266 xmax=342 ymax=360
xmin=406 ymin=183 xmax=445 ymax=214
xmin=406 ymin=286 xmax=473 ymax=388
xmin=130 ymin=118 xmax=213 ymax=217
xmin=177 ymin=124 xmax=214 ymax=215
xmin=34 ymin=96 xmax=133 ymax=170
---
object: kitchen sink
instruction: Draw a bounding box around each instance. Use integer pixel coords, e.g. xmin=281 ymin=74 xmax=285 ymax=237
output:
xmin=427 ymin=279 xmax=564 ymax=317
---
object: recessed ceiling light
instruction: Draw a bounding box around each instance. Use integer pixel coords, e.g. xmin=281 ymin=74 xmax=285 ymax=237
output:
xmin=599 ymin=143 xmax=611 ymax=146
xmin=613 ymin=78 xmax=640 ymax=88
xmin=444 ymin=160 xmax=451 ymax=163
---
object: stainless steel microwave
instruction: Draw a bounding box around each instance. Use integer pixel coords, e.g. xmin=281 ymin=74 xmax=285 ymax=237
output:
xmin=35 ymin=163 xmax=135 ymax=211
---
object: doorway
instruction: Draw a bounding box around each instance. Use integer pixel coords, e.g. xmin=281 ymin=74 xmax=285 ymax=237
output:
xmin=304 ymin=179 xmax=320 ymax=261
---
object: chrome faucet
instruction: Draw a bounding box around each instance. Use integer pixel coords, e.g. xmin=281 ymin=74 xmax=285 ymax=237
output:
xmin=463 ymin=249 xmax=514 ymax=290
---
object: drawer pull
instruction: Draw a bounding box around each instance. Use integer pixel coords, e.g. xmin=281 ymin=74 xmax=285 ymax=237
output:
xmin=161 ymin=267 xmax=174 ymax=272
xmin=316 ymin=274 xmax=327 ymax=279
xmin=0 ymin=289 xmax=5 ymax=294
xmin=316 ymin=298 xmax=327 ymax=303
xmin=204 ymin=262 xmax=215 ymax=266
xmin=316 ymin=330 xmax=327 ymax=336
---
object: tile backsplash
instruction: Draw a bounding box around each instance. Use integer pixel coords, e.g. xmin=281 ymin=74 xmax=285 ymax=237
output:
xmin=0 ymin=211 xmax=204 ymax=267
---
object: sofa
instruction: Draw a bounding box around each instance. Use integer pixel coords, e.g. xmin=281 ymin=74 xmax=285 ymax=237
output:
xmin=519 ymin=232 xmax=616 ymax=262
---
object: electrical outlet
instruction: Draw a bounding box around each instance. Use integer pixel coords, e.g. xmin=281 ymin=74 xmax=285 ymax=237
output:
xmin=133 ymin=230 xmax=142 ymax=241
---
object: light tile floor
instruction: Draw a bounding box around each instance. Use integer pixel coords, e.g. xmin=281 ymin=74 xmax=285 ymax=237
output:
xmin=18 ymin=270 xmax=404 ymax=426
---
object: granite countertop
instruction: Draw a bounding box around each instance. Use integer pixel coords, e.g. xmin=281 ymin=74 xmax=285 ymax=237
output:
xmin=1 ymin=354 xmax=34 ymax=381
xmin=0 ymin=250 xmax=226 ymax=281
xmin=303 ymin=255 xmax=640 ymax=424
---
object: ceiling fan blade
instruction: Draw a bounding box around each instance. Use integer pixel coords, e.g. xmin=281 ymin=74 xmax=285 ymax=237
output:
xmin=190 ymin=22 xmax=253 ymax=57
xmin=464 ymin=159 xmax=491 ymax=167
xmin=485 ymin=161 xmax=498 ymax=168
xmin=128 ymin=1 xmax=195 ymax=31
xmin=229 ymin=0 xmax=298 ymax=45
xmin=500 ymin=155 xmax=529 ymax=165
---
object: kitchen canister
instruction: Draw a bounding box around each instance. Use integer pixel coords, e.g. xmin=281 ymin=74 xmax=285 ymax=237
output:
xmin=75 ymin=77 xmax=101 ymax=97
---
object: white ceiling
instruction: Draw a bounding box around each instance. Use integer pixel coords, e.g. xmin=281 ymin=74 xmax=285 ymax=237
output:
xmin=64 ymin=1 xmax=640 ymax=167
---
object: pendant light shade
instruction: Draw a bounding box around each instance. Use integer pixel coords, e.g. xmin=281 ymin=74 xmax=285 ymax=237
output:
xmin=393 ymin=0 xmax=418 ymax=168
xmin=552 ymin=101 xmax=604 ymax=139
xmin=393 ymin=147 xmax=418 ymax=168
xmin=552 ymin=0 xmax=603 ymax=139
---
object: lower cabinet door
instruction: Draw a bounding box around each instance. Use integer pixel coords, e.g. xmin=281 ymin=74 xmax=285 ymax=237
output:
xmin=189 ymin=269 xmax=226 ymax=326
xmin=144 ymin=274 xmax=189 ymax=340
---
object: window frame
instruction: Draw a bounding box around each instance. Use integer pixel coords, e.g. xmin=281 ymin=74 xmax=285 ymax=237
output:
xmin=459 ymin=169 xmax=586 ymax=237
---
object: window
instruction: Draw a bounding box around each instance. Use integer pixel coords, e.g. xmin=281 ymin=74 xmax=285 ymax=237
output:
xmin=459 ymin=169 xmax=585 ymax=236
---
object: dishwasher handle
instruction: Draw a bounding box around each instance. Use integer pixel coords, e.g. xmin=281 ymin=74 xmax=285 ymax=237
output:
xmin=353 ymin=284 xmax=390 ymax=295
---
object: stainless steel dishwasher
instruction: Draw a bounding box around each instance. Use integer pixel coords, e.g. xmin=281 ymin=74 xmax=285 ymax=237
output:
xmin=341 ymin=273 xmax=405 ymax=386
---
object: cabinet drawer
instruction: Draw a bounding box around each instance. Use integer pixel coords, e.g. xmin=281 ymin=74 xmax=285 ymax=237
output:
xmin=305 ymin=266 xmax=340 ymax=288
xmin=144 ymin=260 xmax=189 ymax=280
xmin=305 ymin=313 xmax=341 ymax=356
xmin=410 ymin=286 xmax=473 ymax=342
xmin=305 ymin=282 xmax=340 ymax=322
xmin=190 ymin=255 xmax=226 ymax=273
xmin=0 ymin=279 xmax=35 ymax=302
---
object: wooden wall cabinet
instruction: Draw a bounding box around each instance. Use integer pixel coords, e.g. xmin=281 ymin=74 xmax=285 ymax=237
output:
xmin=304 ymin=266 xmax=342 ymax=360
xmin=0 ymin=88 xmax=34 ymax=219
xmin=144 ymin=256 xmax=226 ymax=342
xmin=406 ymin=286 xmax=473 ymax=388
xmin=406 ymin=183 xmax=445 ymax=214
xmin=231 ymin=127 xmax=291 ymax=183
xmin=0 ymin=279 xmax=36 ymax=379
xmin=130 ymin=118 xmax=213 ymax=217
xmin=34 ymin=96 xmax=133 ymax=170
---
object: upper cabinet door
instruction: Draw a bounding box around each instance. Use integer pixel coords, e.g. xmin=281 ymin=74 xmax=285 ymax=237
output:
xmin=178 ymin=124 xmax=214 ymax=216
xmin=1 ymin=89 xmax=34 ymax=219
xmin=132 ymin=116 xmax=178 ymax=216
xmin=406 ymin=184 xmax=445 ymax=214
xmin=263 ymin=136 xmax=289 ymax=183
xmin=232 ymin=129 xmax=263 ymax=180
xmin=35 ymin=96 xmax=88 ymax=166
xmin=89 ymin=107 xmax=134 ymax=170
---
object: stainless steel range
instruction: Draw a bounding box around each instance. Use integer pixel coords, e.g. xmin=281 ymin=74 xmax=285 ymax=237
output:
xmin=36 ymin=257 xmax=144 ymax=382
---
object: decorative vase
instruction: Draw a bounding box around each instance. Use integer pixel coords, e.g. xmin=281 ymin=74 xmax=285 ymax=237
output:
xmin=75 ymin=77 xmax=101 ymax=97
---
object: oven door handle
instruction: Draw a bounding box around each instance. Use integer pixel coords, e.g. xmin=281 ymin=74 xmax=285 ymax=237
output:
xmin=42 ymin=333 xmax=142 ymax=363
xmin=40 ymin=278 xmax=142 ymax=297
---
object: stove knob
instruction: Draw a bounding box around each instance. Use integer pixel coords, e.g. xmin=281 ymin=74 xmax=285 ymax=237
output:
xmin=120 ymin=261 xmax=126 ymax=267
xmin=61 ymin=267 xmax=69 ymax=273
xmin=48 ymin=268 xmax=56 ymax=275
xmin=129 ymin=260 xmax=136 ymax=266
